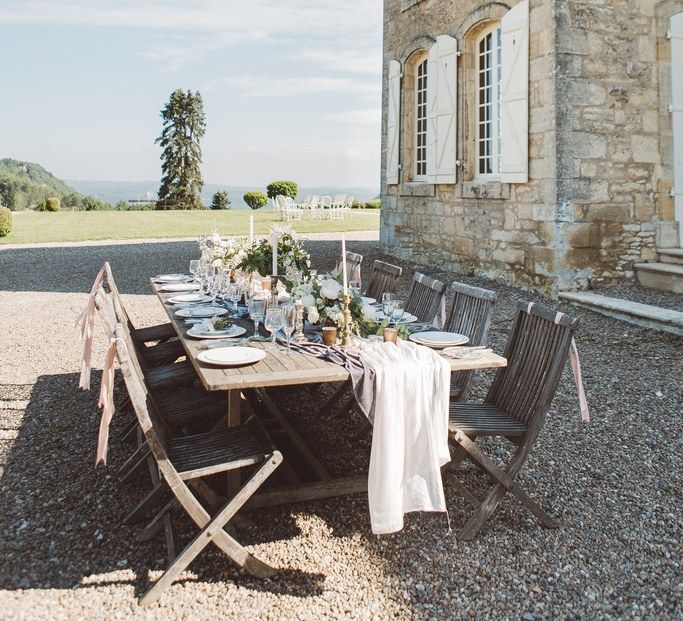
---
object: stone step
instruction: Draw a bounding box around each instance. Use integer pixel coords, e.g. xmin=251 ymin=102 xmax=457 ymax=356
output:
xmin=634 ymin=262 xmax=683 ymax=294
xmin=657 ymin=247 xmax=683 ymax=265
xmin=558 ymin=291 xmax=683 ymax=336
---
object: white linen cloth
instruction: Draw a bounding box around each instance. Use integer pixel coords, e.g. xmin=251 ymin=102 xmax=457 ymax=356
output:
xmin=357 ymin=339 xmax=451 ymax=535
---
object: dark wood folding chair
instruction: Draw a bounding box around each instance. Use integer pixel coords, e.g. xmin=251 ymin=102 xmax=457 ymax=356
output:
xmin=102 ymin=263 xmax=185 ymax=367
xmin=447 ymin=301 xmax=579 ymax=540
xmin=364 ymin=259 xmax=402 ymax=300
xmin=344 ymin=250 xmax=363 ymax=281
xmin=444 ymin=282 xmax=497 ymax=402
xmin=112 ymin=324 xmax=282 ymax=605
xmin=404 ymin=272 xmax=446 ymax=323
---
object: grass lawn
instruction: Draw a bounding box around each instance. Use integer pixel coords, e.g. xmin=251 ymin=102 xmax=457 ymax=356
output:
xmin=0 ymin=209 xmax=380 ymax=245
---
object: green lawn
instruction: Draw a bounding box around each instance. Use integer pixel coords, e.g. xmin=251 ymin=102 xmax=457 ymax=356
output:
xmin=0 ymin=209 xmax=380 ymax=245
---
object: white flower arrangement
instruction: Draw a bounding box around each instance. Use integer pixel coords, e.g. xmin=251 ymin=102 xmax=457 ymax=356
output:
xmin=201 ymin=237 xmax=248 ymax=271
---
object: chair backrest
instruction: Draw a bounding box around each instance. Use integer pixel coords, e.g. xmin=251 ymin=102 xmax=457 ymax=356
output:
xmin=276 ymin=195 xmax=287 ymax=209
xmin=101 ymin=263 xmax=136 ymax=334
xmin=345 ymin=196 xmax=353 ymax=208
xmin=486 ymin=301 xmax=579 ymax=433
xmin=344 ymin=251 xmax=363 ymax=281
xmin=365 ymin=260 xmax=402 ymax=300
xmin=333 ymin=193 xmax=345 ymax=204
xmin=404 ymin=272 xmax=446 ymax=323
xmin=112 ymin=323 xmax=180 ymax=485
xmin=444 ymin=282 xmax=497 ymax=347
xmin=321 ymin=196 xmax=332 ymax=207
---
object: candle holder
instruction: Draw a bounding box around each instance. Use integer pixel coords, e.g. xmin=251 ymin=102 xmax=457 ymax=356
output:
xmin=269 ymin=275 xmax=279 ymax=308
xmin=340 ymin=293 xmax=352 ymax=347
xmin=294 ymin=300 xmax=306 ymax=342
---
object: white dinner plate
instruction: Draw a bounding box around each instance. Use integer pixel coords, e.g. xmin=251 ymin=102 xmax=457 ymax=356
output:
xmin=167 ymin=293 xmax=212 ymax=305
xmin=155 ymin=273 xmax=188 ymax=282
xmin=409 ymin=331 xmax=469 ymax=348
xmin=160 ymin=282 xmax=202 ymax=292
xmin=187 ymin=325 xmax=246 ymax=339
xmin=197 ymin=346 xmax=267 ymax=367
xmin=175 ymin=306 xmax=228 ymax=318
xmin=375 ymin=311 xmax=418 ymax=325
xmin=361 ymin=296 xmax=376 ymax=304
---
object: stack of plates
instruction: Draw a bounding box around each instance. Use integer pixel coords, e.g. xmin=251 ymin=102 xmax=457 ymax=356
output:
xmin=408 ymin=331 xmax=469 ymax=349
xmin=167 ymin=293 xmax=212 ymax=305
xmin=175 ymin=306 xmax=228 ymax=319
xmin=197 ymin=346 xmax=266 ymax=367
xmin=160 ymin=282 xmax=201 ymax=293
xmin=155 ymin=273 xmax=189 ymax=283
xmin=375 ymin=311 xmax=419 ymax=325
xmin=187 ymin=324 xmax=246 ymax=339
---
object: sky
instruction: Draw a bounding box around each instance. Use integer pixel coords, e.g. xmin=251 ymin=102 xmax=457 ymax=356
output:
xmin=0 ymin=1 xmax=383 ymax=188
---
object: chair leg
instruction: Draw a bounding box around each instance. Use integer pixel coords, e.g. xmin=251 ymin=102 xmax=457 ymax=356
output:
xmin=139 ymin=452 xmax=282 ymax=606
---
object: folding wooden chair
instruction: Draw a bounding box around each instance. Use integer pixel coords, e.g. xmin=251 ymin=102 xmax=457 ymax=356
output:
xmin=103 ymin=263 xmax=185 ymax=367
xmin=112 ymin=324 xmax=282 ymax=605
xmin=447 ymin=301 xmax=579 ymax=540
xmin=444 ymin=282 xmax=497 ymax=402
xmin=404 ymin=272 xmax=446 ymax=323
xmin=364 ymin=260 xmax=402 ymax=300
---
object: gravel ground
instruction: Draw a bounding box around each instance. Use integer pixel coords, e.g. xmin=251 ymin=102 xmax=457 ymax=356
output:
xmin=0 ymin=239 xmax=681 ymax=620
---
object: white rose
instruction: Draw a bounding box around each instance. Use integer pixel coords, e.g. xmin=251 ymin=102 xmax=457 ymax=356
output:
xmin=211 ymin=258 xmax=223 ymax=268
xmin=361 ymin=304 xmax=377 ymax=320
xmin=307 ymin=306 xmax=320 ymax=324
xmin=321 ymin=278 xmax=342 ymax=300
xmin=300 ymin=293 xmax=316 ymax=308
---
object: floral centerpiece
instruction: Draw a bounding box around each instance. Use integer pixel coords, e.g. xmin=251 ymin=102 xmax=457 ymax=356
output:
xmin=236 ymin=225 xmax=310 ymax=286
xmin=291 ymin=275 xmax=410 ymax=339
xmin=201 ymin=237 xmax=248 ymax=270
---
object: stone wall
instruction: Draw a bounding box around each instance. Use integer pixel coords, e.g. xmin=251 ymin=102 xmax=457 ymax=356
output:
xmin=380 ymin=0 xmax=681 ymax=295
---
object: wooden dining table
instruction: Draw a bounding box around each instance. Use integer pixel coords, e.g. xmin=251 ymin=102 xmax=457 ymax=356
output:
xmin=151 ymin=279 xmax=508 ymax=508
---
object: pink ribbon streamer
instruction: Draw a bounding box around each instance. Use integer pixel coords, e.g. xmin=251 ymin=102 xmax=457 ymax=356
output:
xmin=75 ymin=262 xmax=109 ymax=390
xmin=432 ymin=294 xmax=447 ymax=329
xmin=96 ymin=337 xmax=117 ymax=465
xmin=525 ymin=303 xmax=589 ymax=422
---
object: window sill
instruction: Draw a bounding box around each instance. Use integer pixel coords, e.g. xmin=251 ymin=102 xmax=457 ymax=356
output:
xmin=398 ymin=182 xmax=436 ymax=197
xmin=457 ymin=180 xmax=510 ymax=200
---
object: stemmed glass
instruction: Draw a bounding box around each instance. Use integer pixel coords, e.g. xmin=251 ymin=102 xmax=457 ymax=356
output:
xmin=227 ymin=284 xmax=242 ymax=317
xmin=264 ymin=307 xmax=283 ymax=347
xmin=189 ymin=260 xmax=200 ymax=280
xmin=247 ymin=298 xmax=268 ymax=341
xmin=391 ymin=300 xmax=405 ymax=324
xmin=382 ymin=292 xmax=395 ymax=316
xmin=281 ymin=303 xmax=297 ymax=355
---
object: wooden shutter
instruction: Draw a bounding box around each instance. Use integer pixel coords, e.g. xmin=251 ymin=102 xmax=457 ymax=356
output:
xmin=426 ymin=35 xmax=458 ymax=184
xmin=672 ymin=12 xmax=683 ymax=246
xmin=500 ymin=0 xmax=529 ymax=184
xmin=386 ymin=60 xmax=401 ymax=185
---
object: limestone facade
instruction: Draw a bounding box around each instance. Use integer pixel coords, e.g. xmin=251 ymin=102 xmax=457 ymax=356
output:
xmin=380 ymin=0 xmax=683 ymax=295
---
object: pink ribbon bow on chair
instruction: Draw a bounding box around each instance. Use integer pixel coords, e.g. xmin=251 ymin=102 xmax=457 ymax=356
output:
xmin=96 ymin=337 xmax=117 ymax=465
xmin=75 ymin=262 xmax=109 ymax=390
xmin=431 ymin=294 xmax=447 ymax=330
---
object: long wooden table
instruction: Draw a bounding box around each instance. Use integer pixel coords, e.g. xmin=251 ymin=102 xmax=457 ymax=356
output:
xmin=151 ymin=279 xmax=508 ymax=507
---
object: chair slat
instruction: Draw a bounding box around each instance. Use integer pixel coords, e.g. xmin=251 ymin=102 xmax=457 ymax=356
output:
xmin=404 ymin=272 xmax=446 ymax=323
xmin=365 ymin=260 xmax=402 ymax=300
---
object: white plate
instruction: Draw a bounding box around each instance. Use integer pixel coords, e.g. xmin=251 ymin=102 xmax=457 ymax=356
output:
xmin=175 ymin=306 xmax=228 ymax=318
xmin=409 ymin=331 xmax=469 ymax=348
xmin=375 ymin=311 xmax=418 ymax=325
xmin=167 ymin=293 xmax=212 ymax=305
xmin=160 ymin=282 xmax=201 ymax=292
xmin=187 ymin=325 xmax=246 ymax=339
xmin=155 ymin=273 xmax=188 ymax=282
xmin=197 ymin=346 xmax=267 ymax=367
xmin=361 ymin=296 xmax=376 ymax=304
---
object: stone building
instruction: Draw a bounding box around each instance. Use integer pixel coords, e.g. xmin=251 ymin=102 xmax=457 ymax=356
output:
xmin=379 ymin=0 xmax=683 ymax=295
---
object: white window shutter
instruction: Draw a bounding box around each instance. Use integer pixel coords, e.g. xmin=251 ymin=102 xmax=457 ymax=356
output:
xmin=671 ymin=12 xmax=683 ymax=246
xmin=500 ymin=0 xmax=530 ymax=184
xmin=386 ymin=60 xmax=401 ymax=185
xmin=426 ymin=35 xmax=458 ymax=184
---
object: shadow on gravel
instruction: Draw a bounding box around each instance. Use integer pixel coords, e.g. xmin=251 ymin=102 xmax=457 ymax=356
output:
xmin=0 ymin=372 xmax=325 ymax=599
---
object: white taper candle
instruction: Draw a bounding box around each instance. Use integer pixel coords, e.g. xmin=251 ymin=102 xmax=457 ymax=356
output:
xmin=341 ymin=235 xmax=348 ymax=293
xmin=272 ymin=232 xmax=278 ymax=276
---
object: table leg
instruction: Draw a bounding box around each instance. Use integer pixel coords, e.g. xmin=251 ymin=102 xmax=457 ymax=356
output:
xmin=227 ymin=389 xmax=242 ymax=495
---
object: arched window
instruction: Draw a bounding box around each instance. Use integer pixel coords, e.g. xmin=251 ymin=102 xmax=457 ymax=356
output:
xmin=475 ymin=23 xmax=502 ymax=179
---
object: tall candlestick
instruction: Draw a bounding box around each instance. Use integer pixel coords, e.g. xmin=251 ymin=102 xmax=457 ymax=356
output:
xmin=272 ymin=231 xmax=278 ymax=276
xmin=248 ymin=214 xmax=254 ymax=245
xmin=341 ymin=235 xmax=348 ymax=293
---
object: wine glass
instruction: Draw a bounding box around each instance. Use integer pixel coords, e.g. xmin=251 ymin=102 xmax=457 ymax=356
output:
xmin=281 ymin=303 xmax=296 ymax=355
xmin=247 ymin=298 xmax=267 ymax=341
xmin=189 ymin=259 xmax=200 ymax=280
xmin=382 ymin=292 xmax=395 ymax=317
xmin=391 ymin=300 xmax=405 ymax=324
xmin=264 ymin=307 xmax=283 ymax=346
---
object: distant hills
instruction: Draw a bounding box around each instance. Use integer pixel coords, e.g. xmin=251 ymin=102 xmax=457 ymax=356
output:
xmin=67 ymin=180 xmax=379 ymax=209
xmin=0 ymin=158 xmax=80 ymax=210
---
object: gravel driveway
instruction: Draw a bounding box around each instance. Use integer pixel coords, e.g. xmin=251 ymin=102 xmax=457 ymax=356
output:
xmin=0 ymin=239 xmax=681 ymax=620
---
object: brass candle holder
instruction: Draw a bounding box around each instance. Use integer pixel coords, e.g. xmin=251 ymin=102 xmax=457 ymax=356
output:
xmin=269 ymin=275 xmax=279 ymax=308
xmin=340 ymin=293 xmax=352 ymax=347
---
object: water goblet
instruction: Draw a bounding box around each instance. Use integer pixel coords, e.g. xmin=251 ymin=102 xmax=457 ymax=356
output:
xmin=281 ymin=303 xmax=297 ymax=355
xmin=264 ymin=307 xmax=283 ymax=346
xmin=247 ymin=298 xmax=268 ymax=342
xmin=189 ymin=259 xmax=200 ymax=280
xmin=382 ymin=292 xmax=395 ymax=316
xmin=391 ymin=300 xmax=405 ymax=324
